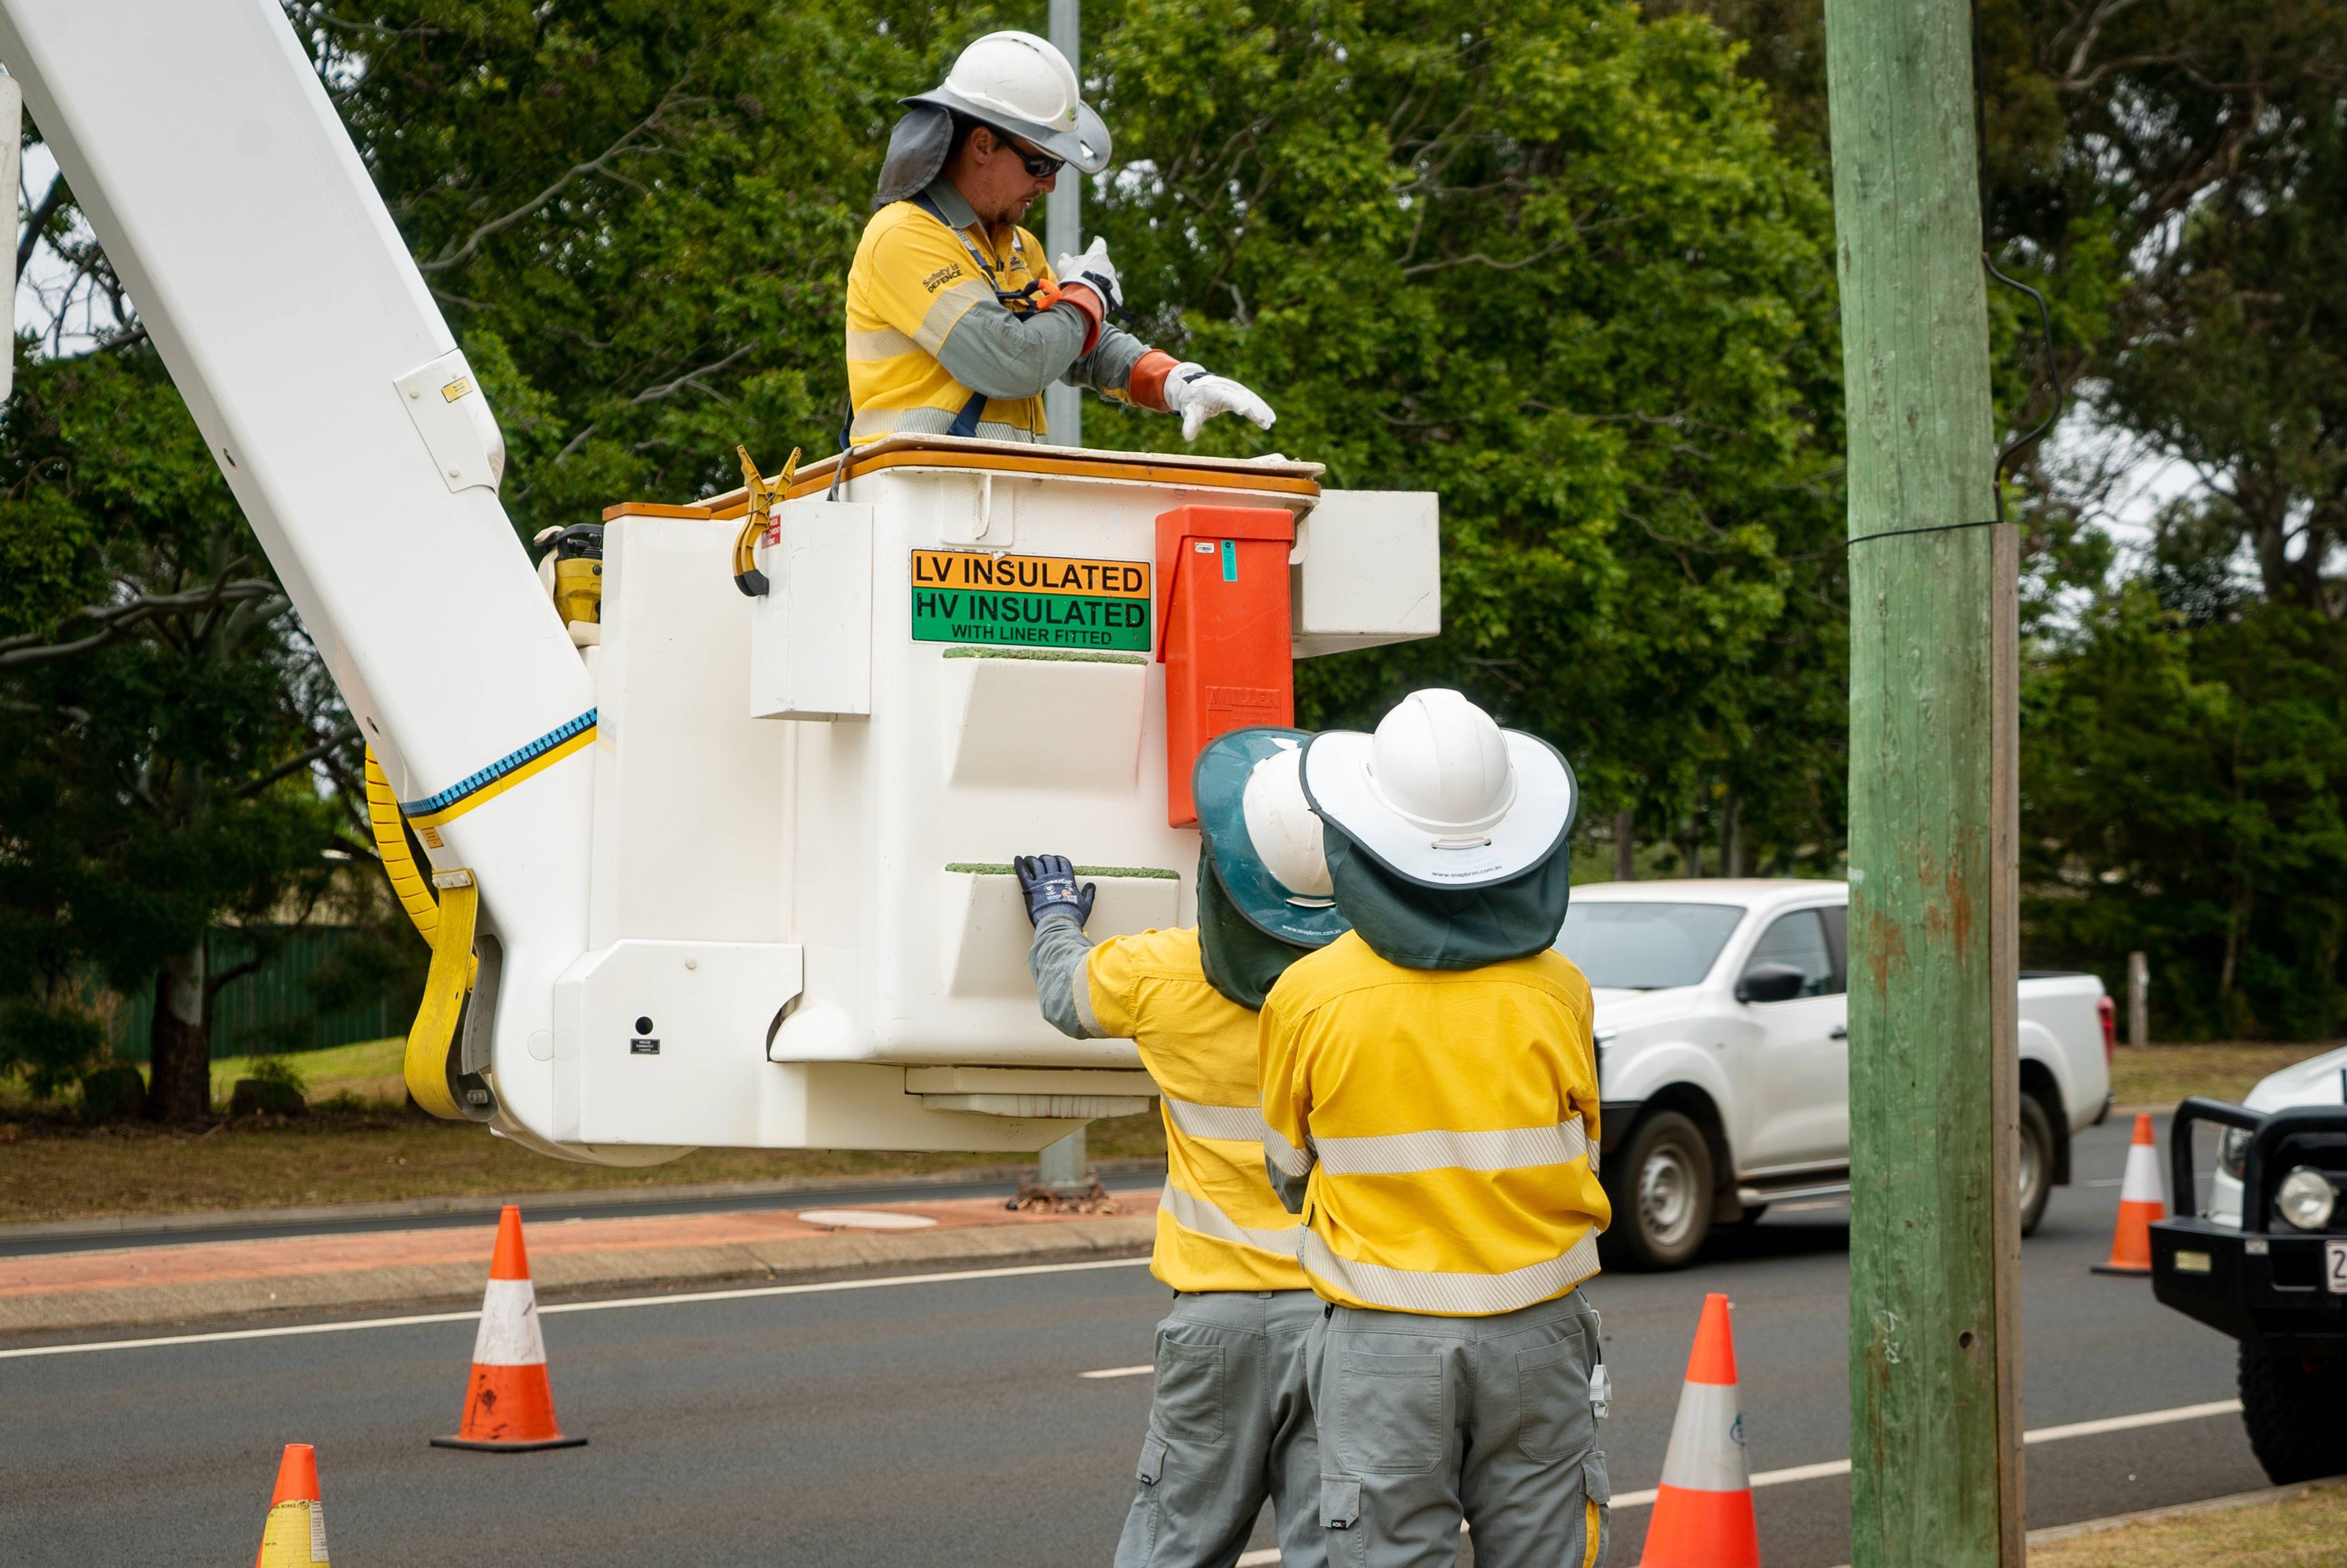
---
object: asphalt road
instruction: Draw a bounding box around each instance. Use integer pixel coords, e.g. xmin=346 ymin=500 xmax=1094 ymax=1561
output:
xmin=2 ymin=1115 xmax=2267 ymax=1567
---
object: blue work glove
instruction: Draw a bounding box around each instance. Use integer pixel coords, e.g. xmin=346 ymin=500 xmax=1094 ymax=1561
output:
xmin=1015 ymin=854 xmax=1096 ymax=929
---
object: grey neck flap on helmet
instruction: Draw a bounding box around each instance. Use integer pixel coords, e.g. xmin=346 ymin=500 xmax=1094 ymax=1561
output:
xmin=1321 ymin=820 xmax=1575 ymax=971
xmin=1196 ymin=848 xmax=1313 ymax=1010
xmin=875 ymin=104 xmax=955 ymax=209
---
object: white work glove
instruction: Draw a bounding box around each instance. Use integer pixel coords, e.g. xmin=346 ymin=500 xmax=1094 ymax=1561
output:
xmin=1163 ymin=362 xmax=1277 ymax=442
xmin=1053 ymin=236 xmax=1124 ymax=316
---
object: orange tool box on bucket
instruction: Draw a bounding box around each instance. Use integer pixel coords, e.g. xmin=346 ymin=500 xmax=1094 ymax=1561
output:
xmin=1155 ymin=504 xmax=1297 ymax=826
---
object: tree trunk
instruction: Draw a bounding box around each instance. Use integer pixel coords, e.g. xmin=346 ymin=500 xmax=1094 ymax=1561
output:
xmin=144 ymin=940 xmax=213 ymax=1122
xmin=1613 ymin=809 xmax=1637 ymax=881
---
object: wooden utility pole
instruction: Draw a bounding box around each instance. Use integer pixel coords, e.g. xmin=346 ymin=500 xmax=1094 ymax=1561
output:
xmin=1824 ymin=0 xmax=2024 ymax=1564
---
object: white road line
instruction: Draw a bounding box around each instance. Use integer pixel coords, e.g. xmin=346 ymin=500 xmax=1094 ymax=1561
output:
xmin=0 ymin=1255 xmax=1157 ymax=1360
xmin=1082 ymin=1364 xmax=1155 ymax=1380
xmin=1231 ymin=1397 xmax=2248 ymax=1562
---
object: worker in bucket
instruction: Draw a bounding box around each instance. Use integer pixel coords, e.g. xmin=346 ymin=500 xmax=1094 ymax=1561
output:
xmin=1259 ymin=688 xmax=1612 ymax=1568
xmin=1014 ymin=728 xmax=1345 ymax=1568
xmin=846 ymin=30 xmax=1275 ymax=446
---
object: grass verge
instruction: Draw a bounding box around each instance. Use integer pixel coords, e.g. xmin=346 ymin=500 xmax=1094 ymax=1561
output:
xmin=0 ymin=1103 xmax=1167 ymax=1226
xmin=2108 ymin=1043 xmax=2336 ymax=1108
xmin=2030 ymin=1482 xmax=2347 ymax=1567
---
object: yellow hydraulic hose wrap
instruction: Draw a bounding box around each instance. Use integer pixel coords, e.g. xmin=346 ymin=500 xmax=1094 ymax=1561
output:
xmin=404 ymin=871 xmax=477 ymax=1120
xmin=363 ymin=748 xmax=438 ymax=945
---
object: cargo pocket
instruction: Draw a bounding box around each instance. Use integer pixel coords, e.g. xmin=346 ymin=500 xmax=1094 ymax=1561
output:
xmin=1136 ymin=1434 xmax=1169 ymax=1487
xmin=1580 ymin=1450 xmax=1610 ymax=1568
xmin=1320 ymin=1476 xmax=1360 ymax=1529
xmin=1516 ymin=1329 xmax=1596 ymax=1462
xmin=1151 ymin=1333 xmax=1226 ymax=1444
xmin=1336 ymin=1350 xmax=1444 ymax=1474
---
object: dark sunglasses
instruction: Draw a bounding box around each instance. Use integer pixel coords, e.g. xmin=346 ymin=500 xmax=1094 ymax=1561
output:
xmin=994 ymin=134 xmax=1064 ymax=180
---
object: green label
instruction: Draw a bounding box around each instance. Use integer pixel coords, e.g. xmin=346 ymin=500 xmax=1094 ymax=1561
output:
xmin=910 ymin=549 xmax=1152 ymax=652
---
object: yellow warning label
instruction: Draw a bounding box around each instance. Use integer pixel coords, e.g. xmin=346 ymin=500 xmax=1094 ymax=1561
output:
xmin=910 ymin=549 xmax=1149 ymax=600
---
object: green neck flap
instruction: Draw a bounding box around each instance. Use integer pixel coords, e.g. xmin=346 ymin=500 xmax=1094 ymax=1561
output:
xmin=1197 ymin=849 xmax=1310 ymax=1009
xmin=1323 ymin=824 xmax=1575 ymax=971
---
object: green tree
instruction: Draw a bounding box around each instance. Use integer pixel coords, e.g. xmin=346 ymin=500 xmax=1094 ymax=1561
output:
xmin=0 ymin=350 xmax=354 ymax=1119
xmin=2023 ymin=584 xmax=2347 ymax=1038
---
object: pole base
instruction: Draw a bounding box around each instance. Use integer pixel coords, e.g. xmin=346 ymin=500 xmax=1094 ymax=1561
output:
xmin=430 ymin=1434 xmax=588 ymax=1452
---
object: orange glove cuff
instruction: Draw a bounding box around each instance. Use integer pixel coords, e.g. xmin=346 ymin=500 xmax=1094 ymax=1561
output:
xmin=1038 ymin=279 xmax=1104 ymax=357
xmin=1128 ymin=350 xmax=1181 ymax=413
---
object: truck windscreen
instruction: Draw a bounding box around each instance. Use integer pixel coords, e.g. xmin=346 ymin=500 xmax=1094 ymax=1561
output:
xmin=1556 ymin=901 xmax=1745 ymax=989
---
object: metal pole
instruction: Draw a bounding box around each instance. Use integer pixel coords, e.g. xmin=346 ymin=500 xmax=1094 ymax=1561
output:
xmin=0 ymin=75 xmax=18 ymax=403
xmin=1043 ymin=0 xmax=1082 ymax=449
xmin=1038 ymin=1127 xmax=1088 ymax=1194
xmin=1825 ymin=0 xmax=2023 ymax=1560
xmin=2128 ymin=951 xmax=2150 ymax=1049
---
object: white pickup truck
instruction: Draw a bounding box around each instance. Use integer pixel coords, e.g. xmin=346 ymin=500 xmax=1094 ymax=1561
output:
xmin=1558 ymin=879 xmax=2115 ymax=1268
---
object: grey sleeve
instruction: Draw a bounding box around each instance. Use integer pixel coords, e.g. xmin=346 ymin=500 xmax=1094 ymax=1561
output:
xmin=1266 ymin=1153 xmax=1313 ymax=1215
xmin=933 ymin=298 xmax=1095 ymax=400
xmin=1063 ymin=323 xmax=1153 ymax=397
xmin=1028 ymin=914 xmax=1103 ymax=1040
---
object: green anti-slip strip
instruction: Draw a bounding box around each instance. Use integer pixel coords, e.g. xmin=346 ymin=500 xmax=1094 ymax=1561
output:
xmin=939 ymin=647 xmax=1148 ymax=665
xmin=946 ymin=862 xmax=1180 ymax=879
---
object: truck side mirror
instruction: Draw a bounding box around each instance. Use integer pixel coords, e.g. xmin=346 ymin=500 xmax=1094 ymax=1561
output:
xmin=1735 ymin=963 xmax=1808 ymax=1005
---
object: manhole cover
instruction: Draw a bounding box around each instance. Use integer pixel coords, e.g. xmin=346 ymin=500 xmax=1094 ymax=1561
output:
xmin=797 ymin=1208 xmax=939 ymax=1231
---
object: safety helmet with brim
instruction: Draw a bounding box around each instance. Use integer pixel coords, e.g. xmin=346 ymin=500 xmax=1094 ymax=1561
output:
xmin=1192 ymin=728 xmax=1349 ymax=950
xmin=1300 ymin=688 xmax=1576 ymax=889
xmin=906 ymin=30 xmax=1110 ymax=174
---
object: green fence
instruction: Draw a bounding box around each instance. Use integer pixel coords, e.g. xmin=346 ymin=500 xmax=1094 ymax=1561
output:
xmin=106 ymin=926 xmax=400 ymax=1061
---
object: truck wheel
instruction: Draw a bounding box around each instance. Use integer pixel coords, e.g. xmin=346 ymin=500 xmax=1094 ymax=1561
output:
xmin=2018 ymin=1095 xmax=2054 ymax=1237
xmin=2238 ymin=1345 xmax=2347 ymax=1484
xmin=1607 ymin=1110 xmax=1715 ymax=1271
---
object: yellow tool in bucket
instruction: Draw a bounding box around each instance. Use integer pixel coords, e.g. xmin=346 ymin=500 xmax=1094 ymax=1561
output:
xmin=731 ymin=443 xmax=800 ymax=597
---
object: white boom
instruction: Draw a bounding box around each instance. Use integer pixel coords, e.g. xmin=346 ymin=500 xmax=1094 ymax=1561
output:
xmin=3 ymin=0 xmax=1442 ymax=1164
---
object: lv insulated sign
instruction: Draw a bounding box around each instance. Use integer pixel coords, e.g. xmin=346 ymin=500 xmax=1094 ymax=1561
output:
xmin=909 ymin=549 xmax=1152 ymax=652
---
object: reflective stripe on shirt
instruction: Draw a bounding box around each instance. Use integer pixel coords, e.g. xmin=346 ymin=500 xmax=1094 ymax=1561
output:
xmin=1161 ymin=1095 xmax=1270 ymax=1145
xmin=1300 ymin=1227 xmax=1603 ymax=1317
xmin=1264 ymin=1126 xmax=1315 ymax=1178
xmin=1159 ymin=1181 xmax=1300 ymax=1257
xmin=1313 ymin=1119 xmax=1589 ymax=1176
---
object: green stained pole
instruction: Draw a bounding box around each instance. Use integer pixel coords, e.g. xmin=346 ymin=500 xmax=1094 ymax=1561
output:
xmin=1824 ymin=0 xmax=2024 ymax=1564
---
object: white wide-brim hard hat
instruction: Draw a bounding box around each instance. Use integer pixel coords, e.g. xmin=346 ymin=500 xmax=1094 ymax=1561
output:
xmin=903 ymin=30 xmax=1111 ymax=174
xmin=1302 ymin=689 xmax=1577 ymax=889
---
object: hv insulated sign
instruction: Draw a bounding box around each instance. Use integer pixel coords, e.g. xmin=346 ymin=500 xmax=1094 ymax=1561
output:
xmin=909 ymin=549 xmax=1152 ymax=653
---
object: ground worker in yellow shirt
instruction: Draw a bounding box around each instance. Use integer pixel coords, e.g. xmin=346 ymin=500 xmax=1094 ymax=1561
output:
xmin=1262 ymin=688 xmax=1612 ymax=1568
xmin=846 ymin=31 xmax=1276 ymax=446
xmin=1018 ymin=728 xmax=1345 ymax=1568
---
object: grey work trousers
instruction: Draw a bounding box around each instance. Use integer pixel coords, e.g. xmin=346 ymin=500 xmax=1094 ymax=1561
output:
xmin=1308 ymin=1290 xmax=1609 ymax=1568
xmin=1115 ymin=1289 xmax=1327 ymax=1568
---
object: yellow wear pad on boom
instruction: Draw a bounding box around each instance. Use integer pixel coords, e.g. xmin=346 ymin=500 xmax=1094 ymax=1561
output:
xmin=404 ymin=871 xmax=478 ymax=1120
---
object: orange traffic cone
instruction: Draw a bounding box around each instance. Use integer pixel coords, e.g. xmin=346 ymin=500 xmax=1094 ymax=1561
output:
xmin=1641 ymin=1293 xmax=1760 ymax=1568
xmin=253 ymin=1444 xmax=328 ymax=1567
xmin=430 ymin=1205 xmax=587 ymax=1451
xmin=2092 ymin=1112 xmax=2166 ymax=1275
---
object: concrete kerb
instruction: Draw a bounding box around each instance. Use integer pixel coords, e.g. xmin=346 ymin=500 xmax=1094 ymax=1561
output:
xmin=0 ymin=1155 xmax=1171 ymax=1247
xmin=0 ymin=1211 xmax=1159 ymax=1340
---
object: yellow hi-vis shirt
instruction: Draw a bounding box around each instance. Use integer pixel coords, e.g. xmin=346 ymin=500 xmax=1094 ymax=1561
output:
xmin=1079 ymin=927 xmax=1310 ymax=1293
xmin=1258 ymin=931 xmax=1609 ymax=1316
xmin=845 ymin=192 xmax=1055 ymax=442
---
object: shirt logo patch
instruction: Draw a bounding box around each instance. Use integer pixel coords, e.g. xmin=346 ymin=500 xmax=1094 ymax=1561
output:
xmin=921 ymin=262 xmax=964 ymax=293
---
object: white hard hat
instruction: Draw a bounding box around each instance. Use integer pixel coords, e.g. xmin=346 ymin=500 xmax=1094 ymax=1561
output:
xmin=1242 ymin=746 xmax=1334 ymax=900
xmin=1302 ymin=689 xmax=1577 ymax=887
xmin=1192 ymin=728 xmax=1349 ymax=948
xmin=902 ymin=31 xmax=1111 ymax=174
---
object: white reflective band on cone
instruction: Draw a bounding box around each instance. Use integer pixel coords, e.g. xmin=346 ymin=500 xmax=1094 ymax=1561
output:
xmin=470 ymin=1278 xmax=549 ymax=1367
xmin=1162 ymin=1096 xmax=1272 ymax=1144
xmin=1657 ymin=1381 xmax=1750 ymax=1492
xmin=1159 ymin=1182 xmax=1302 ymax=1255
xmin=1313 ymin=1119 xmax=1589 ymax=1176
xmin=2120 ymin=1140 xmax=2166 ymax=1206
